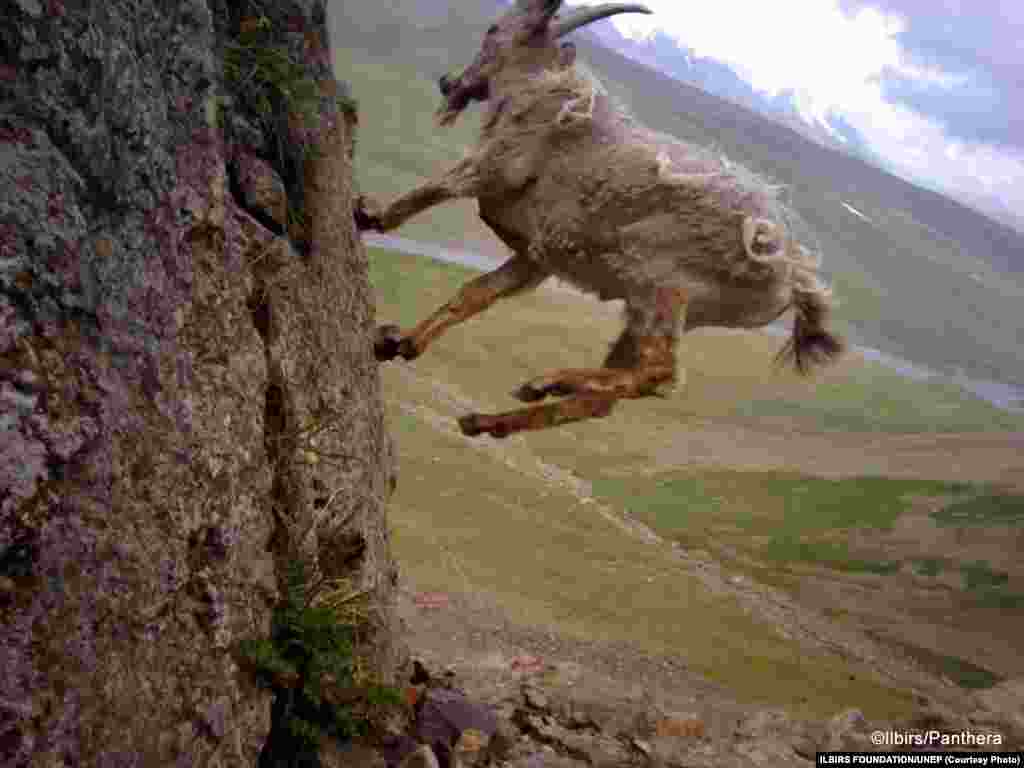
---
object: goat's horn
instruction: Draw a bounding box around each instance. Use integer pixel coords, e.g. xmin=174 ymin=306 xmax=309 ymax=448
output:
xmin=552 ymin=3 xmax=653 ymax=38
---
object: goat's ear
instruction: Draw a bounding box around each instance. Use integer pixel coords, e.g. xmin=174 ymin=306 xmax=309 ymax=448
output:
xmin=557 ymin=42 xmax=577 ymax=68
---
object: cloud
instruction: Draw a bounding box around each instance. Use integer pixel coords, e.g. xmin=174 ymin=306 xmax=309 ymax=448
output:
xmin=606 ymin=0 xmax=1023 ymax=217
xmin=844 ymin=0 xmax=1024 ymax=150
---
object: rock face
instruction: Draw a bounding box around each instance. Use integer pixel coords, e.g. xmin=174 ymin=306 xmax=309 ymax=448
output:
xmin=1 ymin=0 xmax=397 ymax=765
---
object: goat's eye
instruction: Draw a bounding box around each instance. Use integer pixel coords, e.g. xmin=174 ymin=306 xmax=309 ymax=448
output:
xmin=486 ymin=24 xmax=499 ymax=35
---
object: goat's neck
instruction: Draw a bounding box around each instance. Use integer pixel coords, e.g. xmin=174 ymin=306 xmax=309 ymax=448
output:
xmin=480 ymin=67 xmax=606 ymax=141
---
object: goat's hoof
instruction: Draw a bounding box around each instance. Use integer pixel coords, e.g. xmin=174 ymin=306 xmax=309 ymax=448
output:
xmin=513 ymin=380 xmax=573 ymax=402
xmin=374 ymin=325 xmax=418 ymax=362
xmin=353 ymin=195 xmax=384 ymax=231
xmin=458 ymin=414 xmax=510 ymax=439
xmin=458 ymin=414 xmax=483 ymax=437
xmin=512 ymin=383 xmax=546 ymax=402
xmin=373 ymin=325 xmax=402 ymax=361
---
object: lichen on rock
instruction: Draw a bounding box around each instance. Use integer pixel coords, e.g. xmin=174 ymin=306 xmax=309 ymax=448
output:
xmin=0 ymin=0 xmax=398 ymax=765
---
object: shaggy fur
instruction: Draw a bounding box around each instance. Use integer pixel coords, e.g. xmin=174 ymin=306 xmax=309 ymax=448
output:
xmin=355 ymin=0 xmax=845 ymax=437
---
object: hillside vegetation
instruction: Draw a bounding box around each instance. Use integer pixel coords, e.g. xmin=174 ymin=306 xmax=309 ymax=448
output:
xmin=368 ymin=245 xmax=1024 ymax=718
xmin=331 ymin=0 xmax=1024 ymax=387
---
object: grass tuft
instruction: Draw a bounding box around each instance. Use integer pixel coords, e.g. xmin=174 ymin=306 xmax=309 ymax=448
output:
xmin=931 ymin=492 xmax=1024 ymax=527
xmin=239 ymin=559 xmax=401 ymax=766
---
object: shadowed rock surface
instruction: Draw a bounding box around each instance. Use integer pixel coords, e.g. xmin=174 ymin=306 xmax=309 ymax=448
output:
xmin=0 ymin=0 xmax=398 ymax=764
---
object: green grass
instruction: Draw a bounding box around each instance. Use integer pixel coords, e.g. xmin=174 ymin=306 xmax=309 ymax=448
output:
xmin=763 ymin=538 xmax=901 ymax=575
xmin=910 ymin=557 xmax=948 ymax=578
xmin=333 ymin=0 xmax=1024 ymax=386
xmin=591 ymin=467 xmax=1024 ymax=584
xmin=931 ymin=492 xmax=1024 ymax=527
xmin=368 ymin=245 xmax=479 ymax=321
xmin=239 ymin=559 xmax=396 ymax=764
xmin=591 ymin=465 xmax=1024 ymax=621
xmin=972 ymin=590 xmax=1024 ymax=611
xmin=730 ymin=367 xmax=1024 ymax=433
xmin=960 ymin=560 xmax=1009 ymax=591
xmin=868 ymin=634 xmax=1003 ymax=690
xmin=590 ymin=470 xmax=963 ymax=570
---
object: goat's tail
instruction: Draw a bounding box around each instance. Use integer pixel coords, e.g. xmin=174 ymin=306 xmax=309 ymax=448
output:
xmin=775 ymin=262 xmax=846 ymax=376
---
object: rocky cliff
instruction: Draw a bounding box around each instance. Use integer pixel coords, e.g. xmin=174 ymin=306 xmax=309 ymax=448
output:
xmin=0 ymin=0 xmax=398 ymax=764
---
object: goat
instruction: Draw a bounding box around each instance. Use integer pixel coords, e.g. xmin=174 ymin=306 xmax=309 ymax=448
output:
xmin=355 ymin=0 xmax=845 ymax=439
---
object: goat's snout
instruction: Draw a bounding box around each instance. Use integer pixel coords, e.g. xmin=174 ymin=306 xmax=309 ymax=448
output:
xmin=438 ymin=73 xmax=455 ymax=96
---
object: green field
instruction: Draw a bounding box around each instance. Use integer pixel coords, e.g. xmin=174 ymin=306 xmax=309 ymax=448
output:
xmin=591 ymin=472 xmax=959 ymax=564
xmin=591 ymin=470 xmax=1022 ymax=582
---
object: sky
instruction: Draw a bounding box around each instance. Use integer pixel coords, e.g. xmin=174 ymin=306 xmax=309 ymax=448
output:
xmin=607 ymin=0 xmax=1023 ymax=218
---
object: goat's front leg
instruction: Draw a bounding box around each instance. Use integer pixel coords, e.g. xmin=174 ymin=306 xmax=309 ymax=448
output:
xmin=375 ymin=255 xmax=546 ymax=362
xmin=354 ymin=157 xmax=481 ymax=233
xmin=458 ymin=287 xmax=686 ymax=438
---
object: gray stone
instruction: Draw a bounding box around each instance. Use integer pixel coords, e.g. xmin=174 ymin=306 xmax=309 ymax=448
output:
xmin=415 ymin=688 xmax=499 ymax=767
xmin=14 ymin=0 xmax=43 ymax=18
xmin=0 ymin=1 xmax=398 ymax=765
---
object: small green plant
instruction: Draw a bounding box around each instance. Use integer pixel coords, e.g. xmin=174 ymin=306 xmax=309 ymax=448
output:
xmin=225 ymin=15 xmax=357 ymax=124
xmin=239 ymin=558 xmax=399 ymax=766
xmin=955 ymin=560 xmax=1024 ymax=612
xmin=972 ymin=590 xmax=1024 ymax=611
xmin=960 ymin=560 xmax=1009 ymax=590
xmin=224 ymin=13 xmax=360 ymax=246
xmin=225 ymin=15 xmax=322 ymax=123
xmin=910 ymin=557 xmax=946 ymax=578
xmin=931 ymin=491 xmax=1024 ymax=527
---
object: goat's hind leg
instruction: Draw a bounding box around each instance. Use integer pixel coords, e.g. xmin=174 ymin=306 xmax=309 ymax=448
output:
xmin=513 ymin=310 xmax=682 ymax=402
xmin=458 ymin=395 xmax=619 ymax=438
xmin=512 ymin=359 xmax=675 ymax=402
xmin=375 ymin=255 xmax=545 ymax=361
xmin=458 ymin=334 xmax=675 ymax=437
xmin=459 ymin=287 xmax=686 ymax=438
